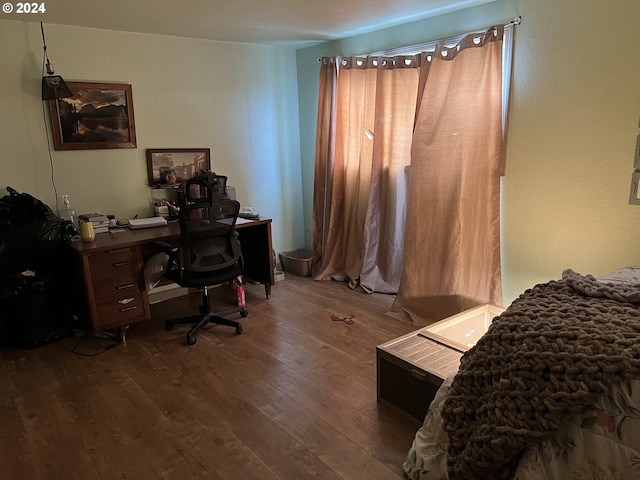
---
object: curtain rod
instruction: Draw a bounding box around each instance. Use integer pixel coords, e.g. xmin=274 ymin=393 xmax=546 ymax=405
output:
xmin=510 ymin=16 xmax=522 ymax=26
xmin=317 ymin=16 xmax=522 ymax=62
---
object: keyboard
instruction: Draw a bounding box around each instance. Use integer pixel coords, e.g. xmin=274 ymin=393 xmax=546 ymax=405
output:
xmin=128 ymin=217 xmax=168 ymax=229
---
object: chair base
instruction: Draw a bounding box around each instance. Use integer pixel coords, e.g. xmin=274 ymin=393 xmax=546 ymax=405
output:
xmin=165 ymin=286 xmax=248 ymax=345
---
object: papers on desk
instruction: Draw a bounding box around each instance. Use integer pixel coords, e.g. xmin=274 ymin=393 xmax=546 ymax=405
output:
xmin=128 ymin=217 xmax=168 ymax=229
xmin=217 ymin=217 xmax=255 ymax=226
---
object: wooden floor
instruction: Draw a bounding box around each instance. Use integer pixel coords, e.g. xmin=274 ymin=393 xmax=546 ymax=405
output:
xmin=1 ymin=274 xmax=421 ymax=480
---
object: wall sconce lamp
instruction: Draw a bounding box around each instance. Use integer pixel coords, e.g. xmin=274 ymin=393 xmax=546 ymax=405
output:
xmin=40 ymin=22 xmax=72 ymax=100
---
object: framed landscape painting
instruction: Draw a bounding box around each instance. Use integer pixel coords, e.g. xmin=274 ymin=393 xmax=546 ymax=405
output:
xmin=48 ymin=82 xmax=137 ymax=150
xmin=146 ymin=148 xmax=211 ymax=186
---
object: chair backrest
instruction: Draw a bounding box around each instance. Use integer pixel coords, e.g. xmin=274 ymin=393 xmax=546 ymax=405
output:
xmin=184 ymin=173 xmax=229 ymax=204
xmin=177 ymin=175 xmax=241 ymax=274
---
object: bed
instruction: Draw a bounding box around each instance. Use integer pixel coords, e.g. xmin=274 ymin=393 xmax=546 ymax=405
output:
xmin=403 ymin=267 xmax=640 ymax=480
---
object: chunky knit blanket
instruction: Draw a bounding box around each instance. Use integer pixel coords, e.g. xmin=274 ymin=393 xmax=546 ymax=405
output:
xmin=441 ymin=269 xmax=640 ymax=480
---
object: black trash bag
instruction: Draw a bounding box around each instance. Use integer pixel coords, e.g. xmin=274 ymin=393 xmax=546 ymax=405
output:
xmin=0 ymin=271 xmax=71 ymax=348
xmin=0 ymin=273 xmax=27 ymax=348
xmin=0 ymin=186 xmax=75 ymax=274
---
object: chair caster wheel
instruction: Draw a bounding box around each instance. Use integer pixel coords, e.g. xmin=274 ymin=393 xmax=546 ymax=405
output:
xmin=186 ymin=334 xmax=196 ymax=345
xmin=235 ymin=324 xmax=243 ymax=335
xmin=165 ymin=322 xmax=174 ymax=331
xmin=240 ymin=310 xmax=248 ymax=318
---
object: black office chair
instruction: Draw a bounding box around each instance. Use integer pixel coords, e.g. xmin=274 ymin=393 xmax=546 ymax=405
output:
xmin=159 ymin=174 xmax=248 ymax=345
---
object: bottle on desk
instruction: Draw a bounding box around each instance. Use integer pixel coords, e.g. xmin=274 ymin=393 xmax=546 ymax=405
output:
xmin=60 ymin=195 xmax=78 ymax=230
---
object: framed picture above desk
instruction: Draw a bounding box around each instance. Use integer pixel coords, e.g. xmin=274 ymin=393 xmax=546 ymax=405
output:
xmin=67 ymin=218 xmax=274 ymax=334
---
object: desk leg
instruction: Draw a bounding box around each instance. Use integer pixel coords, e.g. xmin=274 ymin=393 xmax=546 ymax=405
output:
xmin=265 ymin=284 xmax=271 ymax=299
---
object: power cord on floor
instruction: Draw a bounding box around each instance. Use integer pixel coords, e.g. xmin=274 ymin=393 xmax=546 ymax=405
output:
xmin=71 ymin=331 xmax=121 ymax=356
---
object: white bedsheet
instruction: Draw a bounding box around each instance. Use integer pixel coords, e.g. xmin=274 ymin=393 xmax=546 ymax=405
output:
xmin=404 ymin=376 xmax=640 ymax=480
xmin=403 ymin=266 xmax=640 ymax=480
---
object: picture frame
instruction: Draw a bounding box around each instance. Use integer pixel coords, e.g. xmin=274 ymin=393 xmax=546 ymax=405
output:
xmin=146 ymin=148 xmax=211 ymax=186
xmin=48 ymin=82 xmax=137 ymax=150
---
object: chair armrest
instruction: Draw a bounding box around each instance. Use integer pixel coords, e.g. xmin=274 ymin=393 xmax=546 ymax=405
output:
xmin=154 ymin=240 xmax=179 ymax=264
xmin=155 ymin=240 xmax=176 ymax=253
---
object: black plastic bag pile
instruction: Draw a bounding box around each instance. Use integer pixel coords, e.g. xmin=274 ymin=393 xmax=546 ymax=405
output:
xmin=0 ymin=186 xmax=76 ymax=274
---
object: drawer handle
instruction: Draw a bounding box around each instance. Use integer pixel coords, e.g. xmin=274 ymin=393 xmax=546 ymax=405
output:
xmin=116 ymin=283 xmax=135 ymax=290
xmin=410 ymin=369 xmax=428 ymax=382
xmin=119 ymin=305 xmax=138 ymax=312
xmin=106 ymin=249 xmax=123 ymax=254
xmin=118 ymin=297 xmax=135 ymax=304
xmin=113 ymin=261 xmax=132 ymax=267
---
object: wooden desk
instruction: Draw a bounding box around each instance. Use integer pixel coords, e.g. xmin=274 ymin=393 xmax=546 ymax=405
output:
xmin=67 ymin=218 xmax=273 ymax=334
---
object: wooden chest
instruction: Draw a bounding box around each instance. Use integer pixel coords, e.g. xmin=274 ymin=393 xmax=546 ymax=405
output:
xmin=376 ymin=304 xmax=505 ymax=422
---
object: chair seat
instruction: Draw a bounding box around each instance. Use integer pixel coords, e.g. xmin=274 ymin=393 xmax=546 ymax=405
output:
xmin=163 ymin=262 xmax=242 ymax=289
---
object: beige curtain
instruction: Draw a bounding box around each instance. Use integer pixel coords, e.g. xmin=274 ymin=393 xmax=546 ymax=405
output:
xmin=311 ymin=59 xmax=337 ymax=277
xmin=392 ymin=27 xmax=505 ymax=325
xmin=312 ymin=57 xmax=420 ymax=293
xmin=313 ymin=25 xmax=508 ymax=324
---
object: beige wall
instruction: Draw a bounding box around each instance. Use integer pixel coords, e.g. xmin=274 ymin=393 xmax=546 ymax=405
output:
xmin=4 ymin=0 xmax=640 ymax=307
xmin=0 ymin=19 xmax=304 ymax=254
xmin=502 ymin=0 xmax=640 ymax=302
xmin=297 ymin=0 xmax=640 ymax=305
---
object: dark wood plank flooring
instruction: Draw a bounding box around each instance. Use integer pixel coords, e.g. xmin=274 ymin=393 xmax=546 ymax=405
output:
xmin=0 ymin=274 xmax=420 ymax=479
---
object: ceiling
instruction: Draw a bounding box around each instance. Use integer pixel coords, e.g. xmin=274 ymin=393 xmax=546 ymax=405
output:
xmin=31 ymin=0 xmax=496 ymax=48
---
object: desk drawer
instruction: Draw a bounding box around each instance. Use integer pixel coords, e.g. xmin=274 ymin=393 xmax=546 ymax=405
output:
xmin=89 ymin=247 xmax=138 ymax=273
xmin=89 ymin=247 xmax=142 ymax=301
xmin=92 ymin=272 xmax=142 ymax=302
xmin=96 ymin=294 xmax=146 ymax=329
